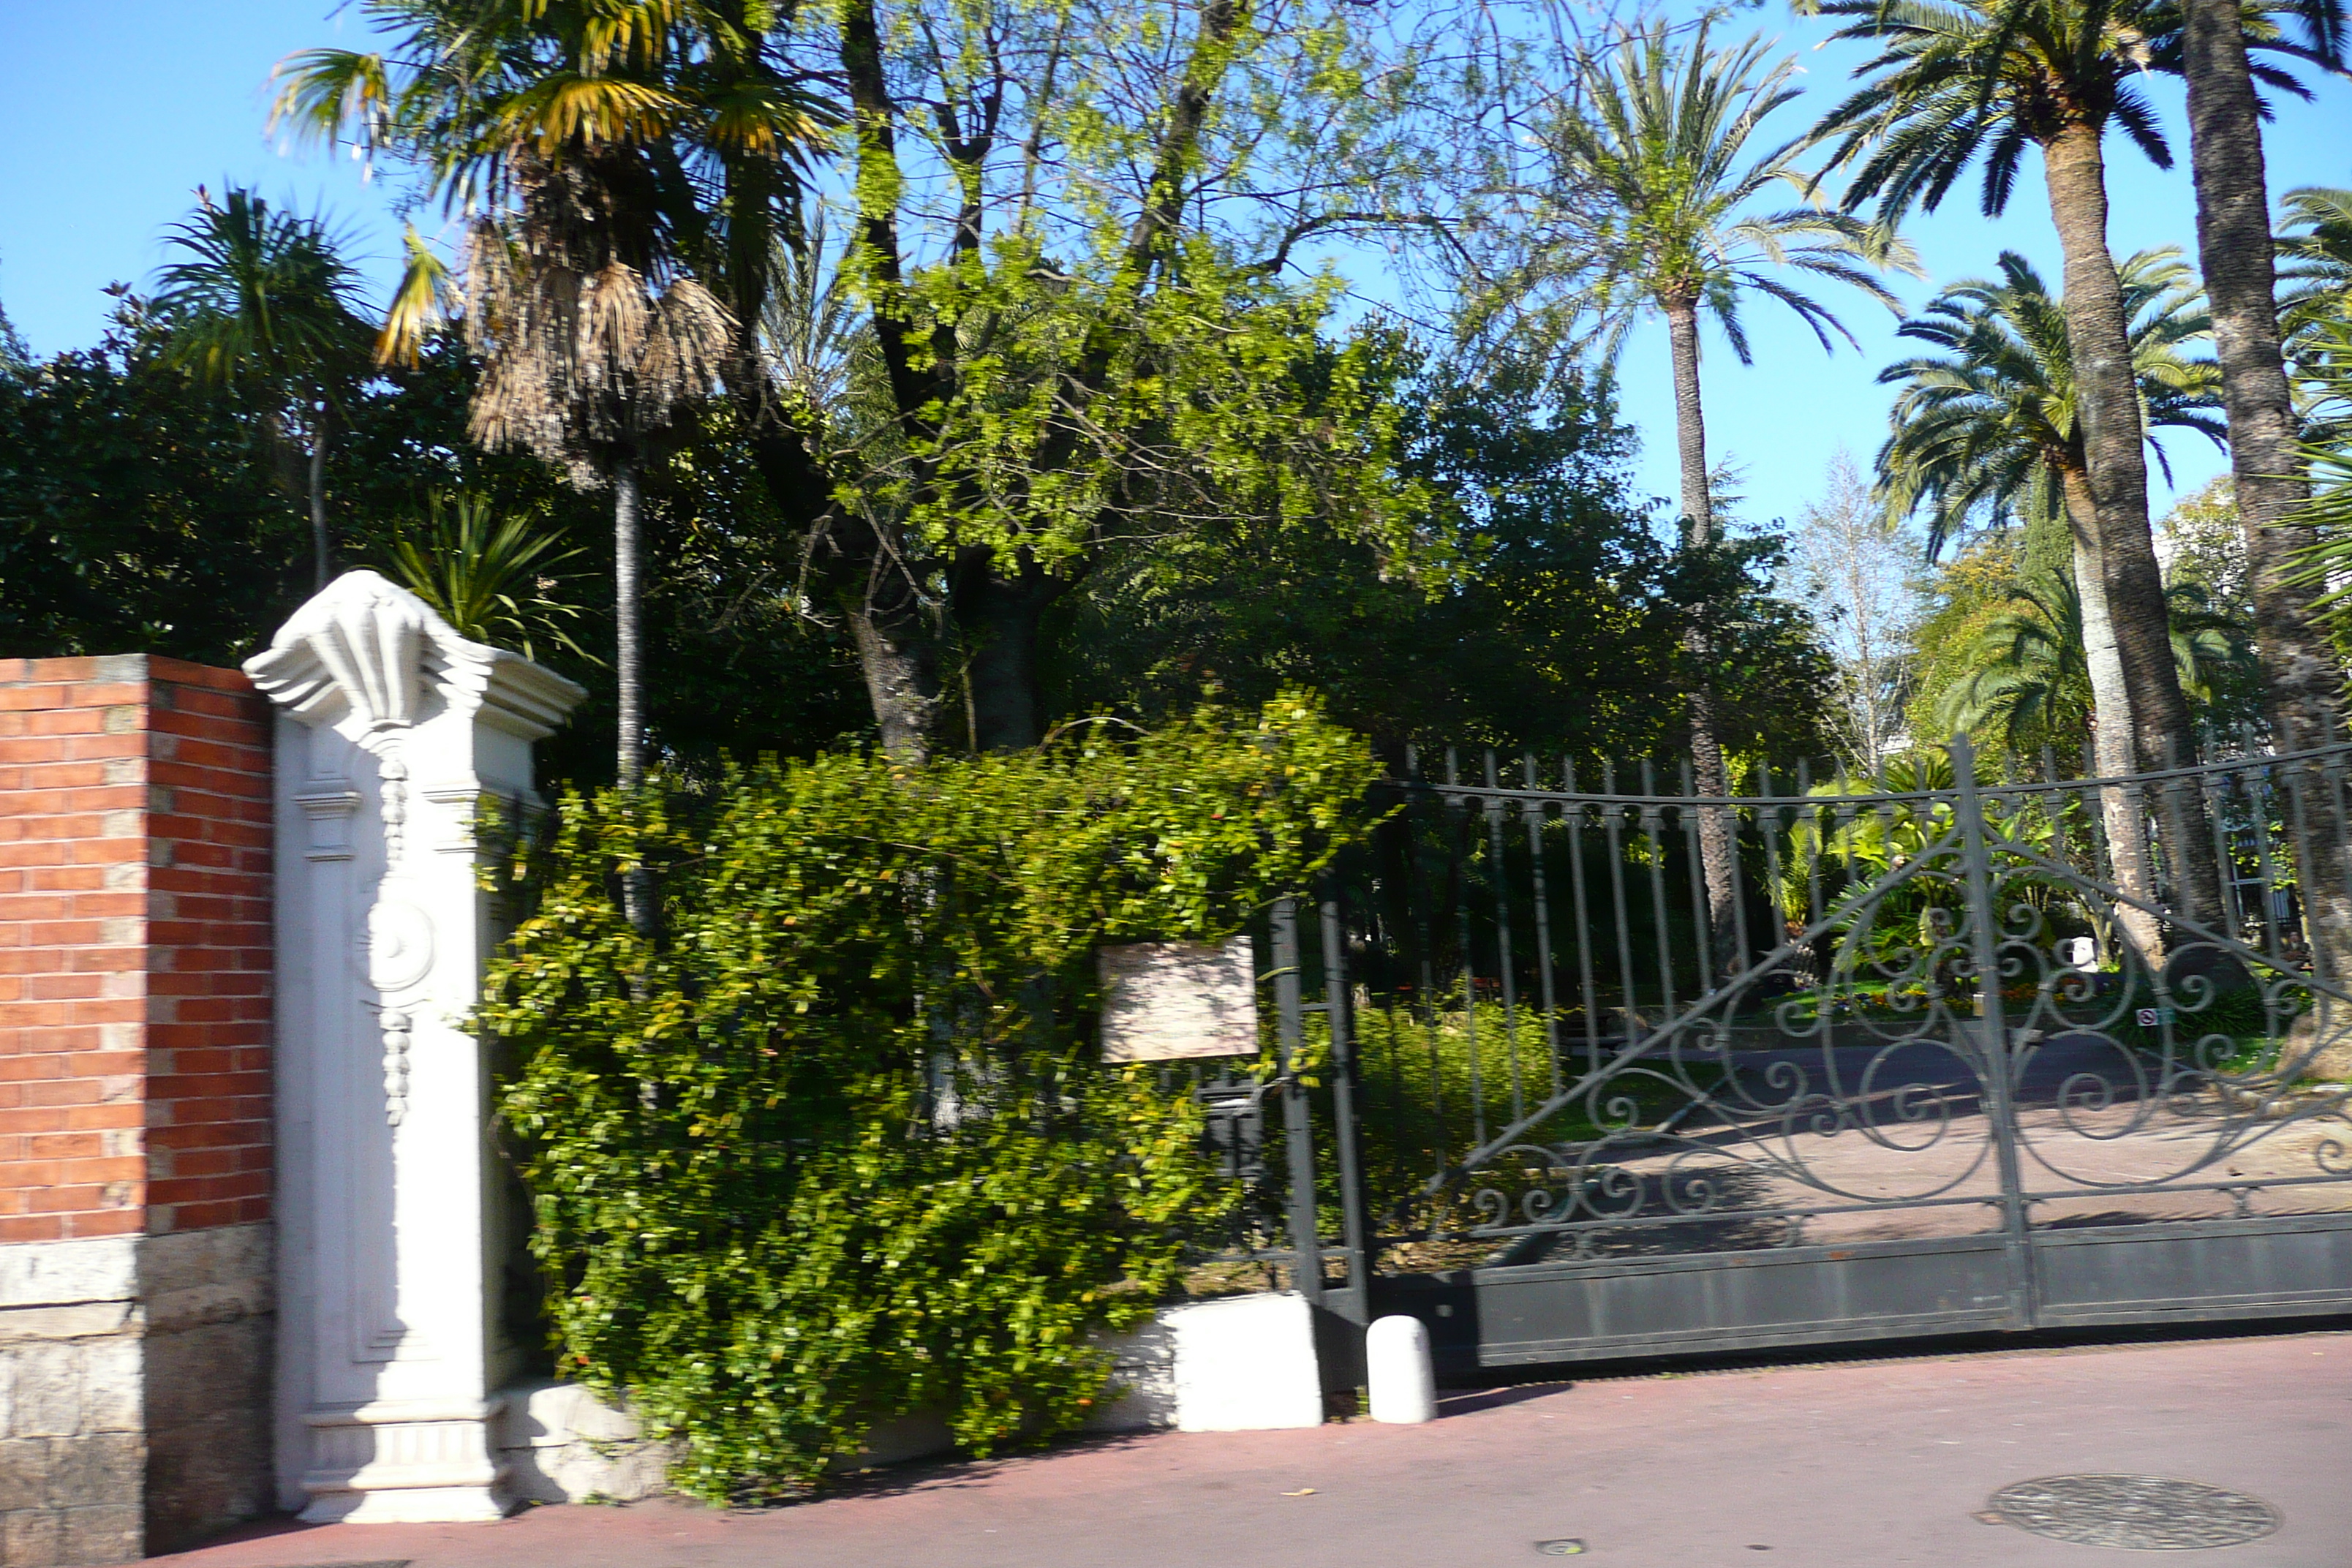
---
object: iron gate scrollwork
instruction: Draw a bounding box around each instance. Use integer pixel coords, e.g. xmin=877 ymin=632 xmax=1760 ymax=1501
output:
xmin=1324 ymin=736 xmax=2352 ymax=1371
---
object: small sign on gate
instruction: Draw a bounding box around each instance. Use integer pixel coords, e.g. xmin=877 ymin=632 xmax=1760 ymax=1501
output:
xmin=1098 ymin=936 xmax=1259 ymax=1061
xmin=2136 ymin=1006 xmax=2175 ymax=1028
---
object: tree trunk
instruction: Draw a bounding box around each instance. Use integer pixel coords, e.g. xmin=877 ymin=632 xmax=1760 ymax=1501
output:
xmin=2040 ymin=123 xmax=2228 ymax=933
xmin=2179 ymin=0 xmax=2352 ymax=1039
xmin=614 ymin=458 xmax=653 ymax=934
xmin=2062 ymin=464 xmax=2165 ymax=964
xmin=850 ymin=595 xmax=943 ymax=763
xmin=1662 ymin=295 xmax=1739 ymax=974
xmin=954 ymin=549 xmax=1060 ymax=752
xmin=308 ymin=407 xmax=333 ymax=592
xmin=733 ymin=416 xmax=943 ymax=761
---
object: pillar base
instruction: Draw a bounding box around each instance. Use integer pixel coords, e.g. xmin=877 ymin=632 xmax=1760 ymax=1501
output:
xmin=298 ymin=1399 xmax=515 ymax=1523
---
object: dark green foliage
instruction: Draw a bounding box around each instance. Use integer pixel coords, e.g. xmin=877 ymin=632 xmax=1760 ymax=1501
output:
xmin=483 ymin=696 xmax=1384 ymax=1499
xmin=0 ymin=305 xmax=867 ymax=776
xmin=1051 ymin=346 xmax=1836 ymax=764
xmin=0 ymin=300 xmax=309 ymax=663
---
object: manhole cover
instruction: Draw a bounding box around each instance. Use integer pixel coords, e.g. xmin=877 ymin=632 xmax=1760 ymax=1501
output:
xmin=1986 ymin=1474 xmax=2280 ymax=1549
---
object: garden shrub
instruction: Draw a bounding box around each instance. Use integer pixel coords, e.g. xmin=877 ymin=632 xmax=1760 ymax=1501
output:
xmin=480 ymin=694 xmax=1382 ymax=1500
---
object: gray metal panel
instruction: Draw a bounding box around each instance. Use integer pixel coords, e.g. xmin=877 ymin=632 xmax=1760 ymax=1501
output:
xmin=2032 ymin=1215 xmax=2352 ymax=1326
xmin=1466 ymin=1237 xmax=2019 ymax=1365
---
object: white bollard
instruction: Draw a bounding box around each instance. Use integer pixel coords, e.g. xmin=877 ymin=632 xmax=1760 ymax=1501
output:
xmin=1365 ymin=1313 xmax=1439 ymax=1424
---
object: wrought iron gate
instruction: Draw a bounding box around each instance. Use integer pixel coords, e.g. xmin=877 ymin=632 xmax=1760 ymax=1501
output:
xmin=1294 ymin=736 xmax=2352 ymax=1376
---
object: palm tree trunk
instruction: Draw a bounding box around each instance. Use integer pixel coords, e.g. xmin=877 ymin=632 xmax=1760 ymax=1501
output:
xmin=2040 ymin=123 xmax=2228 ymax=934
xmin=1663 ymin=295 xmax=1739 ymax=976
xmin=614 ymin=457 xmax=653 ymax=934
xmin=2179 ymin=0 xmax=2352 ymax=1049
xmin=2062 ymin=465 xmax=2165 ymax=964
xmin=308 ymin=407 xmax=333 ymax=592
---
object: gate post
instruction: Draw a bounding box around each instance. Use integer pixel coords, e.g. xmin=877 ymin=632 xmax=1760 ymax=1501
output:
xmin=245 ymin=573 xmax=584 ymax=1522
xmin=1319 ymin=896 xmax=1371 ymax=1327
xmin=1270 ymin=900 xmax=1324 ymax=1305
xmin=1950 ymin=734 xmax=2035 ymax=1329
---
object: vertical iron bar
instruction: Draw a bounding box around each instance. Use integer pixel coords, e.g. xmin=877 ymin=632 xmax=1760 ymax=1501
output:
xmin=2249 ymin=758 xmax=2287 ymax=964
xmin=1404 ymin=748 xmax=1447 ymax=1184
xmin=2206 ymin=762 xmax=2242 ymax=938
xmin=1485 ymin=750 xmax=1525 ymax=1125
xmin=1642 ymin=761 xmax=1676 ymax=1022
xmin=1272 ymin=898 xmax=1324 ymax=1305
xmin=1758 ymin=764 xmax=1789 ymax=971
xmin=1565 ymin=761 xmax=1602 ymax=1081
xmin=1526 ymin=755 xmax=1564 ymax=1099
xmin=2283 ymin=763 xmax=2327 ymax=992
xmin=1798 ymin=758 xmax=1823 ymax=933
xmin=1449 ymin=750 xmax=1486 ymax=1151
xmin=1723 ymin=763 xmax=1755 ymax=978
xmin=1679 ymin=758 xmax=1714 ymax=990
xmin=1602 ymin=761 xmax=1640 ymax=1049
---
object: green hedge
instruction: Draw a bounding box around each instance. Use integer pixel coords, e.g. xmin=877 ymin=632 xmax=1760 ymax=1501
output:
xmin=480 ymin=696 xmax=1382 ymax=1500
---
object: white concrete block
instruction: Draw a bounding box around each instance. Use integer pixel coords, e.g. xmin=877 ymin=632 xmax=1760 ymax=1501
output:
xmin=1164 ymin=1292 xmax=1323 ymax=1432
xmin=1365 ymin=1315 xmax=1436 ymax=1424
xmin=0 ymin=1235 xmax=139 ymax=1310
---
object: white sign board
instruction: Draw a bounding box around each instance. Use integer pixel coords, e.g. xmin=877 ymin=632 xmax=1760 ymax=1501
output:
xmin=1098 ymin=937 xmax=1259 ymax=1062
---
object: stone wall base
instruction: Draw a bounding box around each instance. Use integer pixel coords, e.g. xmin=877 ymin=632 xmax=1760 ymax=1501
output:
xmin=493 ymin=1290 xmax=1324 ymax=1504
xmin=0 ymin=1226 xmax=273 ymax=1567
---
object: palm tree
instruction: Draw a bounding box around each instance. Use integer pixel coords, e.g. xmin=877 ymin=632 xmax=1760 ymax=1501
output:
xmin=274 ymin=2 xmax=829 ymax=821
xmin=1806 ymin=0 xmax=2254 ymax=929
xmin=2280 ymin=186 xmax=2352 ymax=361
xmin=151 ymin=186 xmax=372 ymax=589
xmin=1879 ymin=248 xmax=2225 ymax=957
xmin=2173 ymin=0 xmax=2345 ymax=758
xmin=1545 ymin=20 xmax=1919 ymax=964
xmin=382 ymin=491 xmax=590 ymax=663
xmin=1942 ymin=573 xmax=2250 ymax=751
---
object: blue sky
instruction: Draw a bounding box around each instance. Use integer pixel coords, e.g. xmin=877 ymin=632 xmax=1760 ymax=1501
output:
xmin=1 ymin=1 xmax=2348 ymax=532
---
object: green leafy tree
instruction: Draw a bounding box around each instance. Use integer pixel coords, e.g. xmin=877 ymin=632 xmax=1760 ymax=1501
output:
xmin=1521 ymin=20 xmax=1915 ymax=954
xmin=1053 ymin=343 xmax=1835 ymax=764
xmin=732 ymin=0 xmax=1424 ymax=756
xmin=0 ymin=297 xmax=29 ymax=375
xmin=151 ymin=186 xmax=374 ymax=589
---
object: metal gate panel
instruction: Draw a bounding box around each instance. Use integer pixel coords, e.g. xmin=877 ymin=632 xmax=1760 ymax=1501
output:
xmin=2031 ymin=1215 xmax=2352 ymax=1327
xmin=1327 ymin=736 xmax=2352 ymax=1368
xmin=1451 ymin=1236 xmax=2019 ymax=1367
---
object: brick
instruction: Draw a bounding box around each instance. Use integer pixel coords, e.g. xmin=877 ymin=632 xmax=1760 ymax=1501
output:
xmin=61 ymin=1210 xmax=140 ymax=1240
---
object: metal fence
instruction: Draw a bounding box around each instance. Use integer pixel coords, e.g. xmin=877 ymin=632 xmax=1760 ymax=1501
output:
xmin=1205 ymin=736 xmax=2352 ymax=1373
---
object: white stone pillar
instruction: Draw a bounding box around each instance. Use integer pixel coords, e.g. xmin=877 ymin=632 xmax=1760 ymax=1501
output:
xmin=246 ymin=572 xmax=584 ymax=1523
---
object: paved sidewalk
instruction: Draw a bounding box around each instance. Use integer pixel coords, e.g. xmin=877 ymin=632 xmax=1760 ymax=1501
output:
xmin=157 ymin=1329 xmax=2352 ymax=1568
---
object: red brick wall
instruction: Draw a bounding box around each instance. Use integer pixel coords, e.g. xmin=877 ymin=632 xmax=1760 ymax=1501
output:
xmin=0 ymin=656 xmax=272 ymax=1243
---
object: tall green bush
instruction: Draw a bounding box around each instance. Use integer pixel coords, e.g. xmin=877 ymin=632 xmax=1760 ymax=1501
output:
xmin=481 ymin=696 xmax=1382 ymax=1500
